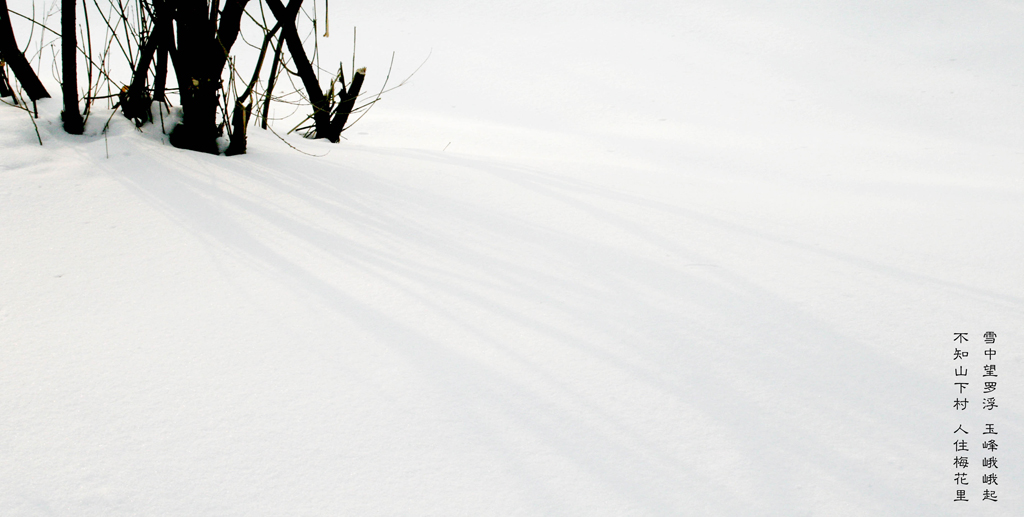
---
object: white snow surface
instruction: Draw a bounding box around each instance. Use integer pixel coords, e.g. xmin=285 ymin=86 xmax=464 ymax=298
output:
xmin=2 ymin=1 xmax=1024 ymax=515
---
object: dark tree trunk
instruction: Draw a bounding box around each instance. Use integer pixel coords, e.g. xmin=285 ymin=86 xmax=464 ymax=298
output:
xmin=224 ymin=101 xmax=250 ymax=155
xmin=153 ymin=45 xmax=168 ymax=105
xmin=261 ymin=34 xmax=285 ymax=130
xmin=150 ymin=0 xmax=170 ymax=107
xmin=225 ymin=23 xmax=279 ymax=155
xmin=323 ymin=67 xmax=365 ymax=143
xmin=264 ymin=0 xmax=330 ymax=138
xmin=61 ymin=0 xmax=84 ymax=133
xmin=121 ymin=27 xmax=159 ymax=126
xmin=0 ymin=0 xmax=49 ymax=101
xmin=169 ymin=0 xmax=217 ymax=153
xmin=155 ymin=0 xmax=189 ymax=108
xmin=168 ymin=0 xmax=250 ymax=154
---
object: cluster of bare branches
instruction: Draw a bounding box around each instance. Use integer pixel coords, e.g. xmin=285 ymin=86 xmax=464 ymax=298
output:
xmin=0 ymin=0 xmax=402 ymax=155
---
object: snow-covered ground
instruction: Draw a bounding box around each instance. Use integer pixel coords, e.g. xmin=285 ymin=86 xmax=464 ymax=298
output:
xmin=2 ymin=1 xmax=1023 ymax=515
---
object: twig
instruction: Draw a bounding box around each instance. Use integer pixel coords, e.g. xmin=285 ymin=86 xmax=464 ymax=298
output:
xmin=24 ymin=98 xmax=42 ymax=145
xmin=266 ymin=122 xmax=328 ymax=157
xmin=102 ymin=106 xmax=120 ymax=158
